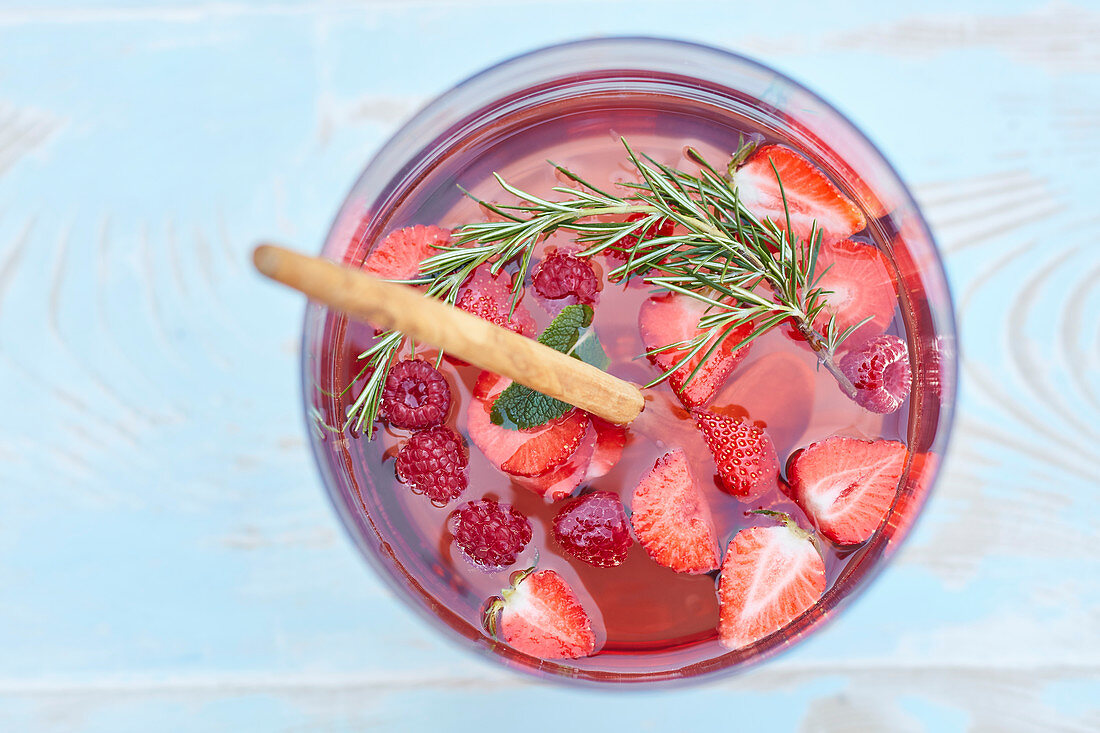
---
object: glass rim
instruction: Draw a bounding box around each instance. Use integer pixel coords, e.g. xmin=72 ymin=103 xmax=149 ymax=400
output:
xmin=302 ymin=35 xmax=959 ymax=688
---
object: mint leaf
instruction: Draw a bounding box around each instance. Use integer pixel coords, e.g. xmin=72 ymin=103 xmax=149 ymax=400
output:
xmin=569 ymin=328 xmax=610 ymax=371
xmin=490 ymin=304 xmax=605 ymax=430
xmin=537 ymin=304 xmax=593 ymax=351
xmin=490 ymin=387 xmax=573 ymax=430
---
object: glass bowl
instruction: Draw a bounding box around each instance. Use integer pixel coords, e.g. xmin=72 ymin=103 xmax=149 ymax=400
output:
xmin=301 ymin=37 xmax=957 ymax=686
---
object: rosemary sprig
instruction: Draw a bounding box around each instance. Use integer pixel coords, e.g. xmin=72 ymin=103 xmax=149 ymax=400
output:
xmin=345 ymin=137 xmax=861 ymax=436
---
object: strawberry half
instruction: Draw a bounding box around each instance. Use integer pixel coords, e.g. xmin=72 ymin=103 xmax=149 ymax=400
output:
xmin=731 ymin=144 xmax=866 ymax=245
xmin=718 ymin=512 xmax=825 ymax=650
xmin=489 ymin=569 xmax=597 ymax=660
xmin=467 ymin=371 xmax=595 ymax=500
xmin=501 ymin=412 xmax=589 ymax=477
xmin=810 ymin=239 xmax=896 ymax=344
xmin=630 ymin=450 xmax=720 ymax=574
xmin=585 ymin=417 xmax=628 ymax=480
xmin=787 ymin=436 xmax=909 ymax=545
xmin=694 ymin=411 xmax=779 ymax=501
xmin=516 ymin=435 xmax=596 ymax=501
xmin=777 ymin=113 xmax=892 ymax=219
xmin=362 ymin=225 xmax=450 ymax=280
xmin=639 ymin=292 xmax=753 ymax=409
xmin=455 ymin=265 xmax=537 ymax=337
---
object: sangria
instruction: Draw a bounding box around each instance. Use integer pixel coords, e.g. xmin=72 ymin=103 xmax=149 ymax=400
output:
xmin=302 ymin=39 xmax=955 ymax=684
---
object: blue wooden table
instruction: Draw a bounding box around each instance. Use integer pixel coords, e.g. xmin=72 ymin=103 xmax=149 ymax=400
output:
xmin=1 ymin=1 xmax=1097 ymax=730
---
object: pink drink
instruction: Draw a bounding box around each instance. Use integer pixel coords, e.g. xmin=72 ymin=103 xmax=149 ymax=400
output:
xmin=303 ymin=40 xmax=955 ymax=684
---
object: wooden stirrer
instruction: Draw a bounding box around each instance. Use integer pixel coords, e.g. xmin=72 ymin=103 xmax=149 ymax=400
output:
xmin=253 ymin=244 xmax=646 ymax=425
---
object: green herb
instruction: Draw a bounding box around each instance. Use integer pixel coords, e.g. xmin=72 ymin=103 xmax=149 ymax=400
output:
xmin=344 ymin=137 xmax=859 ymax=436
xmin=534 ymin=302 xmax=594 ymax=352
xmin=490 ymin=387 xmax=572 ymax=432
xmin=489 ymin=304 xmax=604 ymax=430
xmin=570 ymin=327 xmax=610 ymax=372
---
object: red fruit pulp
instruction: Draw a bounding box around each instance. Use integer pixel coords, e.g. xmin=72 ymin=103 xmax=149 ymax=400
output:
xmin=307 ymin=91 xmax=932 ymax=678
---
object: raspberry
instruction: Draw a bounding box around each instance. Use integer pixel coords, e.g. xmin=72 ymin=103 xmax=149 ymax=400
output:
xmin=839 ymin=334 xmax=911 ymax=414
xmin=450 ymin=499 xmax=533 ymax=571
xmin=552 ymin=491 xmax=633 ymax=568
xmin=532 ymin=252 xmax=599 ymax=304
xmin=606 ymin=212 xmax=675 ymax=261
xmin=395 ymin=426 xmax=468 ymax=504
xmin=380 ymin=359 xmax=451 ymax=429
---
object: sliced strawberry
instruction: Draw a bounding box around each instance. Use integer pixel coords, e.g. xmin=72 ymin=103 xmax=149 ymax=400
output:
xmin=731 ymin=144 xmax=866 ymax=245
xmin=787 ymin=436 xmax=908 ymax=545
xmin=472 ymin=369 xmax=504 ymax=402
xmin=639 ymin=292 xmax=753 ymax=408
xmin=839 ymin=162 xmax=891 ymax=220
xmin=467 ymin=372 xmax=547 ymax=468
xmin=467 ymin=385 xmax=541 ymax=468
xmin=493 ymin=569 xmax=596 ymax=660
xmin=467 ymin=371 xmax=595 ymax=500
xmin=362 ymin=225 xmax=450 ymax=280
xmin=514 ymin=431 xmax=596 ymax=501
xmin=694 ymin=411 xmax=779 ymax=501
xmin=503 ymin=413 xmax=594 ymax=477
xmin=777 ymin=114 xmax=892 ymax=219
xmin=455 ymin=265 xmax=537 ymax=337
xmin=810 ymin=239 xmax=896 ymax=344
xmin=585 ymin=417 xmax=628 ymax=480
xmin=501 ymin=411 xmax=589 ymax=477
xmin=630 ymin=450 xmax=720 ymax=574
xmin=718 ymin=513 xmax=825 ymax=650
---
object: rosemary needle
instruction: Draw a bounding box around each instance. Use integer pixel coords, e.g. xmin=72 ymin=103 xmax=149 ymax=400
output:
xmin=345 ymin=138 xmax=860 ymax=436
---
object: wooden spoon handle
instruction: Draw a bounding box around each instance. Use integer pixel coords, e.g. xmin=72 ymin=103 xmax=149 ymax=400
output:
xmin=253 ymin=244 xmax=646 ymax=425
